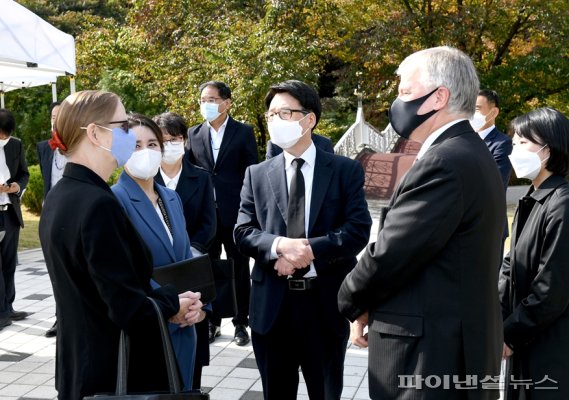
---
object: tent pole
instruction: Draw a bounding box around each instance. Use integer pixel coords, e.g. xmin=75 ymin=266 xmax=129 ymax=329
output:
xmin=51 ymin=82 xmax=57 ymax=101
xmin=70 ymin=76 xmax=76 ymax=94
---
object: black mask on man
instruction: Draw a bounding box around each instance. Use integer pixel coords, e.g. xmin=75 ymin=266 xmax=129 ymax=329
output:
xmin=388 ymin=88 xmax=439 ymax=139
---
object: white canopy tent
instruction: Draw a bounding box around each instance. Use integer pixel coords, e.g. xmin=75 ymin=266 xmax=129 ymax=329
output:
xmin=0 ymin=0 xmax=76 ymax=107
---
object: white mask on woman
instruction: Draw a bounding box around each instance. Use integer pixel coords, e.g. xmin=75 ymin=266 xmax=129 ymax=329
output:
xmin=508 ymin=144 xmax=548 ymax=180
xmin=162 ymin=142 xmax=185 ymax=165
xmin=125 ymin=148 xmax=163 ymax=180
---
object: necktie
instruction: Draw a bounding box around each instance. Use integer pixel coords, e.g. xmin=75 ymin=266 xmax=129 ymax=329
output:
xmin=287 ymin=158 xmax=306 ymax=278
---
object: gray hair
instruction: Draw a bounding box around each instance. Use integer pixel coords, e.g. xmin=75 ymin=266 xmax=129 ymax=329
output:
xmin=397 ymin=46 xmax=479 ymax=118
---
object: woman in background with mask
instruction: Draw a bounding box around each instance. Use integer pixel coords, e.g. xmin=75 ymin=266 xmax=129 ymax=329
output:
xmin=111 ymin=113 xmax=206 ymax=391
xmin=499 ymin=107 xmax=569 ymax=399
xmin=39 ymin=91 xmax=201 ymax=399
xmin=153 ymin=111 xmax=216 ymax=390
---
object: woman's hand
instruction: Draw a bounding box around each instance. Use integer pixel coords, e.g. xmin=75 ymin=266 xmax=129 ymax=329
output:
xmin=169 ymin=291 xmax=203 ymax=327
xmin=502 ymin=343 xmax=513 ymax=358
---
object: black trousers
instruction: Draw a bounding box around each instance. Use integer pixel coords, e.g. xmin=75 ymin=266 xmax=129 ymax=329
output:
xmin=252 ymin=286 xmax=348 ymax=400
xmin=0 ymin=206 xmax=21 ymax=318
xmin=209 ymin=215 xmax=250 ymax=327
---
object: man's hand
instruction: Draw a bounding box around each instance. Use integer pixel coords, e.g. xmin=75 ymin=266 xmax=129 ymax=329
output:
xmin=274 ymin=256 xmax=295 ymax=276
xmin=350 ymin=312 xmax=369 ymax=348
xmin=502 ymin=343 xmax=513 ymax=358
xmin=276 ymin=237 xmax=314 ymax=268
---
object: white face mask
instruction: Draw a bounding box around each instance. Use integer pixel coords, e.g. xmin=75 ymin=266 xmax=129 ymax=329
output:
xmin=469 ymin=111 xmax=488 ymax=132
xmin=508 ymin=144 xmax=548 ymax=180
xmin=200 ymin=102 xmax=222 ymax=122
xmin=125 ymin=148 xmax=163 ymax=180
xmin=162 ymin=142 xmax=185 ymax=165
xmin=268 ymin=115 xmax=308 ymax=149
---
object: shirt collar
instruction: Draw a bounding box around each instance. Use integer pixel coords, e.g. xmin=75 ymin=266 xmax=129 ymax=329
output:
xmin=206 ymin=115 xmax=229 ymax=132
xmin=416 ymin=118 xmax=466 ymax=160
xmin=478 ymin=125 xmax=496 ymax=140
xmin=283 ymin=142 xmax=316 ymax=169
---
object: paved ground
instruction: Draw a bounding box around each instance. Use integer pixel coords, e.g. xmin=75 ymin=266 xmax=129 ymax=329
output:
xmin=0 ymin=200 xmax=387 ymax=400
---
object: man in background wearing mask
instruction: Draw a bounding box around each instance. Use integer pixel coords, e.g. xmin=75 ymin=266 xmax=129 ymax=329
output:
xmin=471 ymin=89 xmax=513 ymax=190
xmin=234 ymin=80 xmax=372 ymax=399
xmin=472 ymin=90 xmax=513 ymax=268
xmin=187 ymin=81 xmax=258 ymax=346
xmin=338 ymin=47 xmax=505 ymax=400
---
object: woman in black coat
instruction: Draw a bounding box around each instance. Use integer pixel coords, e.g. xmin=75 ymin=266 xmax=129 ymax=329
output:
xmin=499 ymin=107 xmax=569 ymax=399
xmin=153 ymin=112 xmax=216 ymax=390
xmin=39 ymin=90 xmax=202 ymax=399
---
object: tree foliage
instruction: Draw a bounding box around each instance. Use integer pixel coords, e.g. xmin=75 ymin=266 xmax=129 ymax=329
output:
xmin=6 ymin=0 xmax=569 ymax=162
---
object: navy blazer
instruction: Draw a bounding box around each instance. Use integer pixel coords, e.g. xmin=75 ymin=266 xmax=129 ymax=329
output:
xmin=187 ymin=116 xmax=258 ymax=227
xmin=265 ymin=133 xmax=334 ymax=159
xmin=112 ymin=172 xmax=199 ymax=390
xmin=234 ymin=147 xmax=372 ymax=336
xmin=37 ymin=140 xmax=54 ymax=199
xmin=155 ymin=156 xmax=216 ymax=254
xmin=112 ymin=172 xmax=192 ymax=266
xmin=483 ymin=127 xmax=512 ymax=191
xmin=4 ymin=137 xmax=29 ymax=227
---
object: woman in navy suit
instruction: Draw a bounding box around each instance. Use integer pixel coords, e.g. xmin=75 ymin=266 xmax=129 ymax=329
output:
xmin=112 ymin=113 xmax=206 ymax=390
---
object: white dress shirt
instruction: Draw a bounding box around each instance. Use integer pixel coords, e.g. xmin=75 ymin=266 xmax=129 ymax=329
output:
xmin=477 ymin=125 xmax=496 ymax=140
xmin=51 ymin=149 xmax=67 ymax=189
xmin=271 ymin=143 xmax=317 ymax=278
xmin=159 ymin=167 xmax=182 ymax=190
xmin=416 ymin=119 xmax=466 ymax=160
xmin=208 ymin=115 xmax=229 ymax=163
xmin=0 ymin=139 xmax=12 ymax=205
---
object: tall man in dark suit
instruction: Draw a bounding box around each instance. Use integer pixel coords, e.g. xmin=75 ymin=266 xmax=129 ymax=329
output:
xmin=0 ymin=109 xmax=30 ymax=331
xmin=338 ymin=47 xmax=505 ymax=400
xmin=234 ymin=80 xmax=372 ymax=399
xmin=266 ymin=132 xmax=334 ymax=159
xmin=472 ymin=89 xmax=512 ymax=189
xmin=187 ymin=81 xmax=258 ymax=346
xmin=472 ymin=89 xmax=513 ymax=266
xmin=37 ymin=101 xmax=64 ymax=337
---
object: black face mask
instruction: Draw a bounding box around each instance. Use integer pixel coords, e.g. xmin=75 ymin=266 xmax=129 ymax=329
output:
xmin=388 ymin=88 xmax=439 ymax=139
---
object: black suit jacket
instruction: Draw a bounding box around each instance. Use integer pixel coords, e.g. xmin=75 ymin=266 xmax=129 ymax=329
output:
xmin=338 ymin=121 xmax=505 ymax=400
xmin=4 ymin=137 xmax=29 ymax=227
xmin=39 ymin=163 xmax=180 ymax=399
xmin=265 ymin=133 xmax=334 ymax=159
xmin=483 ymin=127 xmax=512 ymax=190
xmin=187 ymin=116 xmax=258 ymax=227
xmin=37 ymin=140 xmax=54 ymax=199
xmin=154 ymin=155 xmax=217 ymax=253
xmin=234 ymin=147 xmax=372 ymax=336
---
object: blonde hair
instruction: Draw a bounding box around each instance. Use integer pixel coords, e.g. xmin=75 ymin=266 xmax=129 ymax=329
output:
xmin=54 ymin=90 xmax=120 ymax=155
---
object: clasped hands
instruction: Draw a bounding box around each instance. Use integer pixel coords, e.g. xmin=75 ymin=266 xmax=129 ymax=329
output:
xmin=169 ymin=291 xmax=205 ymax=327
xmin=274 ymin=237 xmax=314 ymax=276
xmin=0 ymin=182 xmax=19 ymax=194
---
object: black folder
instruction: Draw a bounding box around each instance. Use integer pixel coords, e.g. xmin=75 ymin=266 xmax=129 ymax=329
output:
xmin=152 ymin=254 xmax=216 ymax=303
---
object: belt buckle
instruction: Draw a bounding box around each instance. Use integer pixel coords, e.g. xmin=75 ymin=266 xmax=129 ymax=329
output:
xmin=288 ymin=279 xmax=306 ymax=291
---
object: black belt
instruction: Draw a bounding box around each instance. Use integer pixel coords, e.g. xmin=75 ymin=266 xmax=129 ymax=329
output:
xmin=0 ymin=204 xmax=10 ymax=211
xmin=288 ymin=277 xmax=317 ymax=291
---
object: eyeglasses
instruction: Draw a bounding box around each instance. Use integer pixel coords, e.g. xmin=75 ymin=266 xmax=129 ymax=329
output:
xmin=264 ymin=109 xmax=309 ymax=122
xmin=164 ymin=137 xmax=185 ymax=144
xmin=200 ymin=97 xmax=224 ymax=104
xmin=103 ymin=120 xmax=130 ymax=134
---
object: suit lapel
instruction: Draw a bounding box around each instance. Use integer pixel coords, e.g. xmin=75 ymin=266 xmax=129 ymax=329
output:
xmin=308 ymin=149 xmax=333 ymax=234
xmin=267 ymin=155 xmax=288 ymax=226
xmin=120 ymin=174 xmax=176 ymax=262
xmin=197 ymin=124 xmax=215 ymax=170
xmin=214 ymin=116 xmax=236 ymax=167
xmin=155 ymin=184 xmax=184 ymax=261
